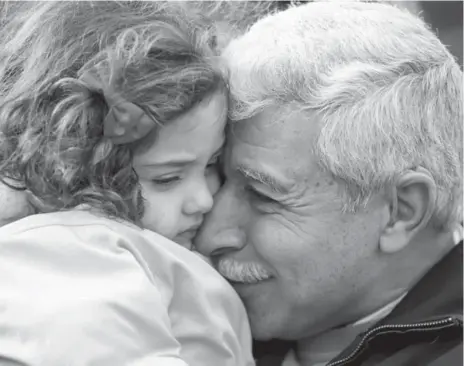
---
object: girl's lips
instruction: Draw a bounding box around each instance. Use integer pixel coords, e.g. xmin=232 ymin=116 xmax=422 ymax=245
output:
xmin=174 ymin=228 xmax=200 ymax=247
xmin=178 ymin=229 xmax=198 ymax=239
xmin=174 ymin=224 xmax=202 ymax=249
xmin=174 ymin=234 xmax=194 ymax=249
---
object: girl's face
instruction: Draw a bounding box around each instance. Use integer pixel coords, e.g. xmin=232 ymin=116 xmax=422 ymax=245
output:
xmin=133 ymin=91 xmax=227 ymax=249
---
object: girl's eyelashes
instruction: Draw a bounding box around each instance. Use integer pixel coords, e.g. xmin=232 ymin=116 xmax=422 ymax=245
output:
xmin=151 ymin=176 xmax=181 ymax=186
xmin=149 ymin=153 xmax=223 ymax=185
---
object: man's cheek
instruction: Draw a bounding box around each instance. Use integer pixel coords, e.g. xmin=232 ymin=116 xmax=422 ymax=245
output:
xmin=206 ymin=169 xmax=222 ymax=196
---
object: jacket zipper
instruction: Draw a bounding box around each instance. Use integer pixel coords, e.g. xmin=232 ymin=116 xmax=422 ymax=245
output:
xmin=326 ymin=316 xmax=462 ymax=366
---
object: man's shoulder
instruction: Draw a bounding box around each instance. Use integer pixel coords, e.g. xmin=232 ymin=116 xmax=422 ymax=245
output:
xmin=385 ymin=241 xmax=462 ymax=324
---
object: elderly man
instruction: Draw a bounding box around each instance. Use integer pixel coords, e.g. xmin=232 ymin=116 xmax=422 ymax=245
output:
xmin=194 ymin=2 xmax=463 ymax=366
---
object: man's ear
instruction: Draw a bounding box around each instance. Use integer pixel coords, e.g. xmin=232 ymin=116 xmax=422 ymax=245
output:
xmin=380 ymin=167 xmax=437 ymax=254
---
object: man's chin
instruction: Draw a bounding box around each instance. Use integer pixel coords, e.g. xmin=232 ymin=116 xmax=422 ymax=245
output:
xmin=245 ymin=303 xmax=309 ymax=341
xmin=245 ymin=305 xmax=289 ymax=341
xmin=249 ymin=319 xmax=293 ymax=342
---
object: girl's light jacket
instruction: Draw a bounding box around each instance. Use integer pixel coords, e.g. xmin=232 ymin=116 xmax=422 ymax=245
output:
xmin=0 ymin=210 xmax=254 ymax=366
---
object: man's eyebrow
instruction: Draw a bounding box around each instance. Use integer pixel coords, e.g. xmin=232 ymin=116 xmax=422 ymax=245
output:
xmin=236 ymin=165 xmax=290 ymax=194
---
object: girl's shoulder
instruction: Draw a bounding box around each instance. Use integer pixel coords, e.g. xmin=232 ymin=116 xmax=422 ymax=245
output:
xmin=0 ymin=208 xmax=139 ymax=233
xmin=0 ymin=209 xmax=203 ymax=276
xmin=0 ymin=209 xmax=145 ymax=257
xmin=0 ymin=209 xmax=155 ymax=280
xmin=0 ymin=209 xmax=239 ymax=303
xmin=0 ymin=209 xmax=254 ymax=366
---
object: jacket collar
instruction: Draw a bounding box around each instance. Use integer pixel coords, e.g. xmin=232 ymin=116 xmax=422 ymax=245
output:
xmin=379 ymin=241 xmax=462 ymax=326
xmin=327 ymin=241 xmax=463 ymax=366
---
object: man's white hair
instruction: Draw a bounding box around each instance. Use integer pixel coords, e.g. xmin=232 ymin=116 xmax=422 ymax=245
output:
xmin=223 ymin=2 xmax=463 ymax=229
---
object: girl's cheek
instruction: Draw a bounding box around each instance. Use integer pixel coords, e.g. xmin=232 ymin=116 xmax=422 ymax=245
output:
xmin=140 ymin=183 xmax=183 ymax=239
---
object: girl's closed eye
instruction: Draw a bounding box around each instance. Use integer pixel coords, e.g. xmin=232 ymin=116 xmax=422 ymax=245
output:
xmin=151 ymin=175 xmax=181 ymax=187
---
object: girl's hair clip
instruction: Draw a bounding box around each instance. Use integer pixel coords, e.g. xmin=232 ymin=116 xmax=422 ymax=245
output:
xmin=79 ymin=66 xmax=157 ymax=145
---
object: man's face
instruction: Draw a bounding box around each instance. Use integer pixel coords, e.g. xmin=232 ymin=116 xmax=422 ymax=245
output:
xmin=195 ymin=107 xmax=390 ymax=340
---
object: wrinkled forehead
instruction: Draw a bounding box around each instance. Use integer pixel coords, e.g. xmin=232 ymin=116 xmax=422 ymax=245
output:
xmin=227 ymin=106 xmax=318 ymax=146
xmin=225 ymin=107 xmax=321 ymax=175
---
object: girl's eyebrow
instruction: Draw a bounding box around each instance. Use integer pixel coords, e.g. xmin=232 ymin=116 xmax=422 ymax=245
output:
xmin=138 ymin=141 xmax=225 ymax=169
xmin=137 ymin=154 xmax=197 ymax=168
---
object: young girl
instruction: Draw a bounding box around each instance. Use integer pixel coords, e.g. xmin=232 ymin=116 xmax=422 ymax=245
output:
xmin=0 ymin=2 xmax=254 ymax=365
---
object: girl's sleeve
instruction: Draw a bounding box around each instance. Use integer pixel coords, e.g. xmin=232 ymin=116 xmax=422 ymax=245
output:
xmin=0 ymin=224 xmax=189 ymax=366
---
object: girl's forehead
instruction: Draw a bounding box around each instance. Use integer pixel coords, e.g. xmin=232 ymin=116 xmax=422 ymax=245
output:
xmin=134 ymin=92 xmax=226 ymax=166
xmin=168 ymin=91 xmax=227 ymax=134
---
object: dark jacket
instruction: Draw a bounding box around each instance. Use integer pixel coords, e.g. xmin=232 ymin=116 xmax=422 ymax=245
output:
xmin=254 ymin=242 xmax=463 ymax=366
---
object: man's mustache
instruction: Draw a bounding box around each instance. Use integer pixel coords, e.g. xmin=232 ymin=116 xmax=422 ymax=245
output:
xmin=216 ymin=257 xmax=272 ymax=284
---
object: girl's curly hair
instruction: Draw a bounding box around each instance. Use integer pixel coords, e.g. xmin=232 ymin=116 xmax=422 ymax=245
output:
xmin=0 ymin=1 xmax=225 ymax=223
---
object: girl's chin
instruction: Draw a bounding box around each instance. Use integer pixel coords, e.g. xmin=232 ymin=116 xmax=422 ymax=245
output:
xmin=172 ymin=235 xmax=193 ymax=250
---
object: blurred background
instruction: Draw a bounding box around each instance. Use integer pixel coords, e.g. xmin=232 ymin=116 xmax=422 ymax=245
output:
xmin=418 ymin=1 xmax=463 ymax=66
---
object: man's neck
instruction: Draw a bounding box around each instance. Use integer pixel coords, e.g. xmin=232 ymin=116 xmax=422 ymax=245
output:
xmin=294 ymin=228 xmax=459 ymax=366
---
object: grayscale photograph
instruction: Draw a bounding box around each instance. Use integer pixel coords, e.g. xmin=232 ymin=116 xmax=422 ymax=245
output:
xmin=0 ymin=1 xmax=462 ymax=365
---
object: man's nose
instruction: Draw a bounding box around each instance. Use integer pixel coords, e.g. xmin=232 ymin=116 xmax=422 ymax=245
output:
xmin=194 ymin=185 xmax=246 ymax=257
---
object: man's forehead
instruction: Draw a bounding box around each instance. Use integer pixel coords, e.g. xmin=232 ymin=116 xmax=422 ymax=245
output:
xmin=226 ymin=107 xmax=319 ymax=152
xmin=230 ymin=106 xmax=288 ymax=128
xmin=224 ymin=118 xmax=320 ymax=186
